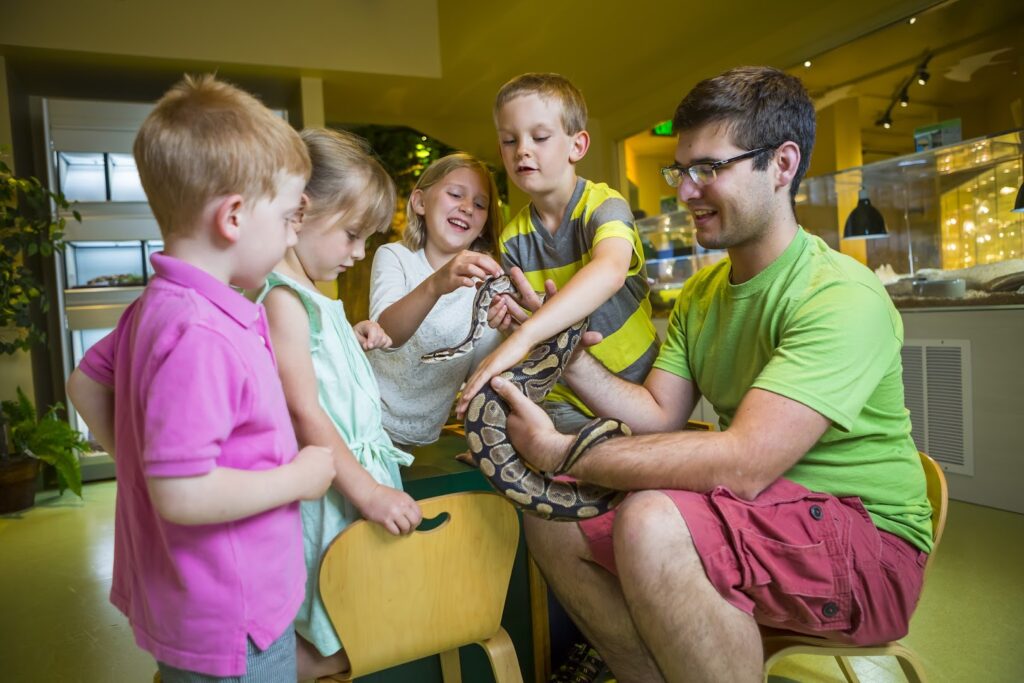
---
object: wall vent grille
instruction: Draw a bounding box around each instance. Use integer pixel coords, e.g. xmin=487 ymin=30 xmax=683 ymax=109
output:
xmin=901 ymin=339 xmax=973 ymax=475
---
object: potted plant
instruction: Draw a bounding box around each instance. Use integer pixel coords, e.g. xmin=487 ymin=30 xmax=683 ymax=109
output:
xmin=1 ymin=388 xmax=86 ymax=512
xmin=1 ymin=150 xmax=85 ymax=513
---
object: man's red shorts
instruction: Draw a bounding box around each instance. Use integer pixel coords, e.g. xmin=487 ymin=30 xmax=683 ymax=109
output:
xmin=578 ymin=478 xmax=928 ymax=645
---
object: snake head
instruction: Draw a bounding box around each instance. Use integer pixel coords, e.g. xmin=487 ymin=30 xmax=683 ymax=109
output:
xmin=485 ymin=274 xmax=514 ymax=296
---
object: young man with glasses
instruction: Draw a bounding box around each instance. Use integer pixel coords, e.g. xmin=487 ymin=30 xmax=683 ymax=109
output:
xmin=489 ymin=66 xmax=933 ymax=682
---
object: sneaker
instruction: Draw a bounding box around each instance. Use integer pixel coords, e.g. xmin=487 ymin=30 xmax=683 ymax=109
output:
xmin=551 ymin=642 xmax=607 ymax=683
xmin=550 ymin=642 xmax=589 ymax=683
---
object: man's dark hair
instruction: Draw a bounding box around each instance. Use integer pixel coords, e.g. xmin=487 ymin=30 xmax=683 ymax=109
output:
xmin=672 ymin=66 xmax=815 ymax=201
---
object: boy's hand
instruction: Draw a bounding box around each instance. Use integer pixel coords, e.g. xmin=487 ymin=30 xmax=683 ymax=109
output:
xmin=360 ymin=485 xmax=423 ymax=536
xmin=353 ymin=320 xmax=393 ymax=350
xmin=290 ymin=446 xmax=337 ymax=500
xmin=457 ymin=331 xmax=534 ymax=418
xmin=430 ymin=250 xmax=502 ymax=298
xmin=487 ymin=267 xmax=554 ymax=332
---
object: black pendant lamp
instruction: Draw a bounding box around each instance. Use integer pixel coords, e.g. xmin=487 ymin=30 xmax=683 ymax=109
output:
xmin=844 ymin=188 xmax=888 ymax=238
xmin=1013 ymin=182 xmax=1024 ymax=213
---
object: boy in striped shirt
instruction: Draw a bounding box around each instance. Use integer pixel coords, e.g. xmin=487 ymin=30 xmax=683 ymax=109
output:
xmin=460 ymin=72 xmax=658 ymax=431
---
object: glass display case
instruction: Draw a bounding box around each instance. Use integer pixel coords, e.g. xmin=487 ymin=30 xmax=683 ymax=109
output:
xmin=38 ymin=97 xmax=159 ymax=475
xmin=796 ymin=129 xmax=1024 ymax=303
xmin=56 ymin=151 xmax=147 ymax=203
xmin=636 ymin=209 xmax=726 ymax=311
xmin=64 ymin=240 xmax=149 ymax=288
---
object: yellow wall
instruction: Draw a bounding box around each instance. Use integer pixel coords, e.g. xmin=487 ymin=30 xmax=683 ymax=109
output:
xmin=0 ymin=0 xmax=441 ymax=78
xmin=623 ymin=133 xmax=677 ymax=218
xmin=812 ymin=97 xmax=867 ymax=264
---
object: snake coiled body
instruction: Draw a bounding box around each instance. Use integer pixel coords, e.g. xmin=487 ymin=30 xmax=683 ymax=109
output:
xmin=422 ymin=275 xmax=629 ymax=521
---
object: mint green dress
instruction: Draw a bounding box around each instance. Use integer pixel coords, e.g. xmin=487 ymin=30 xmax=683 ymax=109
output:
xmin=259 ymin=271 xmax=414 ymax=656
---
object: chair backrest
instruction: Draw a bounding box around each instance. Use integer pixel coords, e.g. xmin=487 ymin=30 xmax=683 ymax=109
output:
xmin=318 ymin=491 xmax=520 ymax=679
xmin=919 ymin=451 xmax=949 ymax=575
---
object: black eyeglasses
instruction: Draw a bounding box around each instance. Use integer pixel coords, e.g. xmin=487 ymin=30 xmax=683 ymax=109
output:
xmin=660 ymin=147 xmax=775 ymax=188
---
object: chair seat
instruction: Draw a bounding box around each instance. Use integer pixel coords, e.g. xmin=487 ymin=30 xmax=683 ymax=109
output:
xmin=762 ymin=452 xmax=946 ymax=683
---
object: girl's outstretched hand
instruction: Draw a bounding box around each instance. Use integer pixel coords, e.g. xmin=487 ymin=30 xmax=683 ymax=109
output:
xmin=429 ymin=250 xmax=502 ymax=297
xmin=353 ymin=320 xmax=393 ymax=350
xmin=361 ymin=485 xmax=423 ymax=536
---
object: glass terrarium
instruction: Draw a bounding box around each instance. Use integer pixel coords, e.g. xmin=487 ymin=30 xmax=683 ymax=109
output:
xmin=796 ymin=129 xmax=1024 ymax=292
xmin=64 ymin=240 xmax=147 ymax=288
xmin=636 ymin=209 xmax=726 ymax=311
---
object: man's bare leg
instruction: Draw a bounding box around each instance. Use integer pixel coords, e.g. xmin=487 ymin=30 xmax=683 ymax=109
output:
xmin=524 ymin=515 xmax=665 ymax=683
xmin=612 ymin=491 xmax=763 ymax=683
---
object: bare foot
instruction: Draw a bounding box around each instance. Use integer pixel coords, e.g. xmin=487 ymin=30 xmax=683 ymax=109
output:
xmin=296 ymin=632 xmax=351 ymax=681
xmin=454 ymin=450 xmax=477 ymax=467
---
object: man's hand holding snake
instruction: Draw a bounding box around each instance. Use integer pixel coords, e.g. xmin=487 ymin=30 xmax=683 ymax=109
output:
xmin=488 ymin=375 xmax=575 ymax=473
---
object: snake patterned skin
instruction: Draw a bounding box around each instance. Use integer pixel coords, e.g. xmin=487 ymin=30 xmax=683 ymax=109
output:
xmin=421 ymin=275 xmax=515 ymax=363
xmin=423 ymin=275 xmax=630 ymax=521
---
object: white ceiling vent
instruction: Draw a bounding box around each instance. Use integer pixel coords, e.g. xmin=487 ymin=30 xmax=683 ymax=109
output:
xmin=901 ymin=339 xmax=973 ymax=475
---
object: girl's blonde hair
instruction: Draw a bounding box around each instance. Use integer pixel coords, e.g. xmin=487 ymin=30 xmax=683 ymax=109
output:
xmin=403 ymin=153 xmax=503 ymax=255
xmin=300 ymin=128 xmax=396 ymax=234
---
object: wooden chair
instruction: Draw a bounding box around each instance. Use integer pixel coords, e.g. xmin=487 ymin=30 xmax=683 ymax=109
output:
xmin=316 ymin=491 xmax=524 ymax=683
xmin=763 ymin=451 xmax=948 ymax=683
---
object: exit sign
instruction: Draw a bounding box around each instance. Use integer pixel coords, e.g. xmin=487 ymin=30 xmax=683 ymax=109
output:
xmin=651 ymin=120 xmax=673 ymax=136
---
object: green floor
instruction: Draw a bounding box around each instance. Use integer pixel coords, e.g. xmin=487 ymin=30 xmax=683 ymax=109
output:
xmin=1 ymin=481 xmax=1022 ymax=682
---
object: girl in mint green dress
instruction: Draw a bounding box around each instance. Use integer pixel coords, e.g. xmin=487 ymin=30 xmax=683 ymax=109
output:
xmin=259 ymin=129 xmax=422 ymax=681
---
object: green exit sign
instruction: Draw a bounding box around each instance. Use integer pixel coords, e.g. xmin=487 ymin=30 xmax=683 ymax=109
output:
xmin=651 ymin=120 xmax=673 ymax=136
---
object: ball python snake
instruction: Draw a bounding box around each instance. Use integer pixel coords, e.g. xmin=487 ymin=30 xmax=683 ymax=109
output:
xmin=421 ymin=275 xmax=629 ymax=521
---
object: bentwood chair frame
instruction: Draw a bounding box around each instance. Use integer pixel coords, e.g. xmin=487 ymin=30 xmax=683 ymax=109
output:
xmin=316 ymin=491 xmax=524 ymax=683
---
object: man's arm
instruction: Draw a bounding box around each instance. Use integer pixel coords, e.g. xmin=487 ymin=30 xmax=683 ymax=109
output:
xmin=490 ymin=376 xmax=830 ymax=501
xmin=562 ymin=348 xmax=697 ymax=434
xmin=66 ymin=368 xmax=116 ymax=456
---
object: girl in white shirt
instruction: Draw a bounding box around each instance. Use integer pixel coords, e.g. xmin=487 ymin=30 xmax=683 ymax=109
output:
xmin=368 ymin=154 xmax=504 ymax=446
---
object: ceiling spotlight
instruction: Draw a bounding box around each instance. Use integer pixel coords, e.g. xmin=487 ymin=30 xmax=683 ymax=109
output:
xmin=908 ymin=16 xmax=917 ymax=25
xmin=917 ymin=70 xmax=930 ymax=86
xmin=877 ymin=115 xmax=893 ymax=129
xmin=899 ymin=90 xmax=910 ymax=107
xmin=803 ymin=60 xmax=812 ymax=68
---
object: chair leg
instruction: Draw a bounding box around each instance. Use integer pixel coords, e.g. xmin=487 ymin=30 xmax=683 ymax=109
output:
xmin=439 ymin=648 xmax=462 ymax=683
xmin=478 ymin=627 xmax=525 ymax=683
xmin=895 ymin=650 xmax=928 ymax=683
xmin=835 ymin=656 xmax=861 ymax=683
xmin=528 ymin=556 xmax=551 ymax=683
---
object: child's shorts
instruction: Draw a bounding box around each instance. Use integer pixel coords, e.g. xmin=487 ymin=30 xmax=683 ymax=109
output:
xmin=156 ymin=628 xmax=296 ymax=682
xmin=542 ymin=400 xmax=594 ymax=434
xmin=578 ymin=478 xmax=928 ymax=646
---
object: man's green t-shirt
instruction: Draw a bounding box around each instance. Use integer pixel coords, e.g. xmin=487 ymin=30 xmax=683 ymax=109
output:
xmin=655 ymin=228 xmax=933 ymax=552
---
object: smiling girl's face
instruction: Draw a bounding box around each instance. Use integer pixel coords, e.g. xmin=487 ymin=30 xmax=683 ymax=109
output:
xmin=411 ymin=166 xmax=490 ymax=262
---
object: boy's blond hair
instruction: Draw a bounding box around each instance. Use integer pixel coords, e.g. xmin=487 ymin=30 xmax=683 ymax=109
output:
xmin=404 ymin=153 xmax=503 ymax=256
xmin=301 ymin=128 xmax=396 ymax=236
xmin=493 ymin=72 xmax=588 ymax=135
xmin=134 ymin=74 xmax=311 ymax=239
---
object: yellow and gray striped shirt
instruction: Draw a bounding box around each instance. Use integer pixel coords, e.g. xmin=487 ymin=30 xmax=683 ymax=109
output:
xmin=499 ymin=178 xmax=659 ymax=415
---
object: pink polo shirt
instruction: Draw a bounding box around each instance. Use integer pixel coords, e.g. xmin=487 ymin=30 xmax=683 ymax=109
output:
xmin=79 ymin=253 xmax=304 ymax=677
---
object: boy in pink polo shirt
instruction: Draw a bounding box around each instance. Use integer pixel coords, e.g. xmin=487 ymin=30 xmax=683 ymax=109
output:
xmin=66 ymin=75 xmax=336 ymax=681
